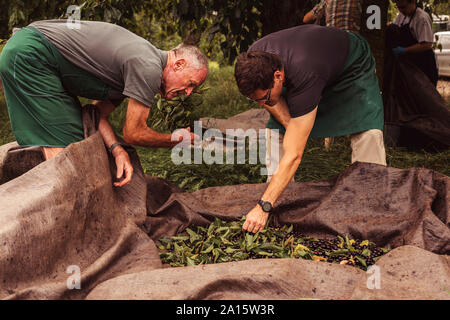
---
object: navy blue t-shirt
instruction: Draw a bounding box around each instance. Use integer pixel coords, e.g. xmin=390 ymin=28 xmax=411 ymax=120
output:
xmin=249 ymin=25 xmax=350 ymax=118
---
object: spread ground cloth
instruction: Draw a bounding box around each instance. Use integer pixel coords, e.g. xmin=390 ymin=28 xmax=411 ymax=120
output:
xmin=0 ymin=106 xmax=448 ymax=299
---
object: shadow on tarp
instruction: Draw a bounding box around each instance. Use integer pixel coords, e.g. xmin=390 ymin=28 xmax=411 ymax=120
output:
xmin=0 ymin=105 xmax=448 ymax=300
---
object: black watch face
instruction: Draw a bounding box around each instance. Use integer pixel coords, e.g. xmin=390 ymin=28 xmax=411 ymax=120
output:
xmin=262 ymin=202 xmax=272 ymax=212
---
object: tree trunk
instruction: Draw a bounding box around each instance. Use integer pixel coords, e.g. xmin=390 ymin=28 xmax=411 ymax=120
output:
xmin=260 ymin=0 xmax=314 ymax=36
xmin=360 ymin=0 xmax=389 ymax=88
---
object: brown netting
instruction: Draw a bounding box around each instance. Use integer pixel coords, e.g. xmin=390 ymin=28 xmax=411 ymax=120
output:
xmin=0 ymin=106 xmax=448 ymax=300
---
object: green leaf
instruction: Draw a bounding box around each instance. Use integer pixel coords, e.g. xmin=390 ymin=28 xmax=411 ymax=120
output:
xmin=253 ymin=249 xmax=273 ymax=256
xmin=186 ymin=228 xmax=201 ymax=243
xmin=328 ymin=249 xmax=349 ymax=256
xmin=202 ymin=244 xmax=214 ymax=253
xmin=257 ymin=243 xmax=283 ymax=252
xmin=356 ymin=256 xmax=367 ymax=268
xmin=224 ymin=247 xmax=240 ymax=254
xmin=172 ymin=236 xmax=189 ymax=241
xmin=245 ymin=233 xmax=254 ymax=249
xmin=186 ymin=256 xmax=196 ymax=266
xmin=286 ymin=225 xmax=293 ymax=234
xmin=232 ymin=252 xmax=248 ymax=260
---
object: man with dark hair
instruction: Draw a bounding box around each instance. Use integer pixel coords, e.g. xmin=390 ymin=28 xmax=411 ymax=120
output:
xmin=234 ymin=25 xmax=386 ymax=233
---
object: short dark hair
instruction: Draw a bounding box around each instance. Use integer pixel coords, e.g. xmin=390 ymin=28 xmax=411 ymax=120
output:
xmin=234 ymin=51 xmax=283 ymax=97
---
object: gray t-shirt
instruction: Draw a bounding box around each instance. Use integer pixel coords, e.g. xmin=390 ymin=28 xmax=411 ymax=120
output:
xmin=249 ymin=25 xmax=349 ymax=118
xmin=30 ymin=20 xmax=168 ymax=107
xmin=392 ymin=8 xmax=433 ymax=43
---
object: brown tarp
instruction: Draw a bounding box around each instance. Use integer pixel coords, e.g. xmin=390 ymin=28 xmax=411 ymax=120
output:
xmin=0 ymin=106 xmax=448 ymax=299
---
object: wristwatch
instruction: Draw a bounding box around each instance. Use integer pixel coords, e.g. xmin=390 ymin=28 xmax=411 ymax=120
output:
xmin=258 ymin=200 xmax=273 ymax=213
xmin=109 ymin=142 xmax=124 ymax=154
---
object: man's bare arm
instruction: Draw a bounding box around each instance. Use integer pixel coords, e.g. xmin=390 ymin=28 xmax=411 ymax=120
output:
xmin=123 ymin=98 xmax=183 ymax=147
xmin=261 ymin=106 xmax=317 ymax=204
xmin=405 ymin=42 xmax=433 ymax=53
xmin=242 ymin=107 xmax=317 ymax=233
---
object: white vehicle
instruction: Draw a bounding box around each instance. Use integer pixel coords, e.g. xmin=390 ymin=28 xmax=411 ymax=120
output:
xmin=434 ymin=31 xmax=450 ymax=77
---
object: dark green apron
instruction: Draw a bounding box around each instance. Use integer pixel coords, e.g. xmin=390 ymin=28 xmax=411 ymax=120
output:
xmin=266 ymin=32 xmax=384 ymax=138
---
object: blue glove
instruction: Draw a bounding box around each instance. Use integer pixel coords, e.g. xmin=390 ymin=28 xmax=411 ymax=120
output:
xmin=392 ymin=46 xmax=406 ymax=57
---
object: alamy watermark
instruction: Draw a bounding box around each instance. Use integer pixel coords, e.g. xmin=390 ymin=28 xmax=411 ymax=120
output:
xmin=66 ymin=3 xmax=383 ymax=30
xmin=66 ymin=265 xmax=81 ymax=290
xmin=366 ymin=265 xmax=381 ymax=290
xmin=366 ymin=5 xmax=381 ymax=30
xmin=66 ymin=4 xmax=83 ymax=29
xmin=170 ymin=121 xmax=279 ymax=176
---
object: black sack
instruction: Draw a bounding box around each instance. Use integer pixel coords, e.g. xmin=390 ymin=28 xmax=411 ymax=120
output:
xmin=382 ymin=26 xmax=450 ymax=151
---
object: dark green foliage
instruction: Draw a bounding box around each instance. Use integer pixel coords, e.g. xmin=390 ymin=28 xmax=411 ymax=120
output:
xmin=148 ymin=85 xmax=209 ymax=133
xmin=158 ymin=217 xmax=390 ymax=270
xmin=0 ymin=0 xmax=144 ymax=39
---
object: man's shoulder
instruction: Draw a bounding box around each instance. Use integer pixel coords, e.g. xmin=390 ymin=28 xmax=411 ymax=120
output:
xmin=413 ymin=7 xmax=432 ymax=23
xmin=392 ymin=13 xmax=405 ymax=25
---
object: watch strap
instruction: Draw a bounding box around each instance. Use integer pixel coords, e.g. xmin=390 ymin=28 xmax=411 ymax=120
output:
xmin=258 ymin=199 xmax=273 ymax=212
xmin=109 ymin=142 xmax=123 ymax=154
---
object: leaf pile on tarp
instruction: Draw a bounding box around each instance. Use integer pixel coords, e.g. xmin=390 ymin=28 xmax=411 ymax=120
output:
xmin=158 ymin=218 xmax=390 ymax=271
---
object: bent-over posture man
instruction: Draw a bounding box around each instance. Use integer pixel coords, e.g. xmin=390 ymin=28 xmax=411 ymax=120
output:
xmin=234 ymin=25 xmax=386 ymax=233
xmin=0 ymin=20 xmax=208 ymax=186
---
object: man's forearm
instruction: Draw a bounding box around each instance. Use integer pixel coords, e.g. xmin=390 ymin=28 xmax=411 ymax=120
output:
xmin=405 ymin=42 xmax=433 ymax=53
xmin=261 ymin=152 xmax=302 ymax=204
xmin=124 ymin=126 xmax=177 ymax=148
xmin=93 ymin=100 xmax=121 ymax=150
xmin=260 ymin=107 xmax=317 ymax=205
xmin=123 ymin=97 xmax=179 ymax=148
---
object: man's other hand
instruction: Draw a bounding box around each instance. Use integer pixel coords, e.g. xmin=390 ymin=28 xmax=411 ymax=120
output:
xmin=242 ymin=205 xmax=269 ymax=234
xmin=112 ymin=147 xmax=133 ymax=187
xmin=392 ymin=46 xmax=406 ymax=56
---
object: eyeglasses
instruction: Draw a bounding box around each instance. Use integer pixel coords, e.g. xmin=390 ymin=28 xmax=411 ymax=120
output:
xmin=247 ymin=88 xmax=271 ymax=104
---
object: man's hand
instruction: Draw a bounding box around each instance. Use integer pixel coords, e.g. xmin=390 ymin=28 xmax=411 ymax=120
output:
xmin=171 ymin=127 xmax=200 ymax=148
xmin=392 ymin=46 xmax=406 ymax=56
xmin=111 ymin=146 xmax=133 ymax=187
xmin=242 ymin=204 xmax=269 ymax=234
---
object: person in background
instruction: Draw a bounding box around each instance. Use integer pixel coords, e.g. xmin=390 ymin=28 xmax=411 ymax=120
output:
xmin=303 ymin=0 xmax=362 ymax=34
xmin=390 ymin=0 xmax=438 ymax=85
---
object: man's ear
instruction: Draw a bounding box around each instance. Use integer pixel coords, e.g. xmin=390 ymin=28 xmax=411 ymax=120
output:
xmin=174 ymin=59 xmax=186 ymax=72
xmin=274 ymin=70 xmax=284 ymax=83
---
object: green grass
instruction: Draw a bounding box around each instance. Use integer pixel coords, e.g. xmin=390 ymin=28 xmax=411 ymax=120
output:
xmin=0 ymin=64 xmax=448 ymax=192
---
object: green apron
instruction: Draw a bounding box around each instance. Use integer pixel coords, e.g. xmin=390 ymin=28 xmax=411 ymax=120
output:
xmin=0 ymin=26 xmax=110 ymax=147
xmin=266 ymin=32 xmax=384 ymax=138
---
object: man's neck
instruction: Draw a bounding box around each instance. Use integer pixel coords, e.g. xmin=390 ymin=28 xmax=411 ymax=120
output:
xmin=405 ymin=4 xmax=416 ymax=17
